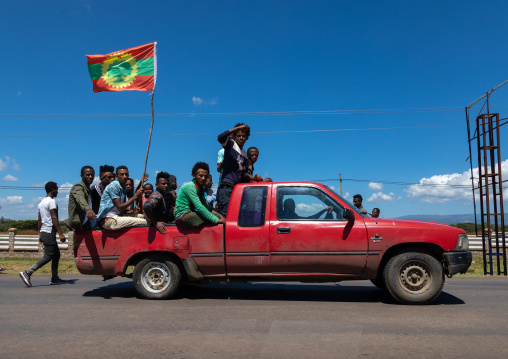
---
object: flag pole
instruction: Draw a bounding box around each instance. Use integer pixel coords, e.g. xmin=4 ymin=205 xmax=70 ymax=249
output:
xmin=141 ymin=91 xmax=155 ymax=187
xmin=140 ymin=41 xmax=157 ymax=189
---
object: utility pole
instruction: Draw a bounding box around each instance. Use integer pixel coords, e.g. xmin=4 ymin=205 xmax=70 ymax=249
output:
xmin=340 ymin=173 xmax=343 ymax=196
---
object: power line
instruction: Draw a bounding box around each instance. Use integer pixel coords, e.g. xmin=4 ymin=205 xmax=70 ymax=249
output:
xmin=310 ymin=178 xmax=472 ymax=188
xmin=0 ymin=176 xmax=473 ymax=191
xmin=1 ymin=105 xmax=507 ymax=119
xmin=0 ymin=124 xmax=463 ymax=138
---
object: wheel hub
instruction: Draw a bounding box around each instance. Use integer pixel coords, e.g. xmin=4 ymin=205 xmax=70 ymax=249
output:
xmin=399 ymin=261 xmax=431 ymax=294
xmin=141 ymin=263 xmax=171 ymax=293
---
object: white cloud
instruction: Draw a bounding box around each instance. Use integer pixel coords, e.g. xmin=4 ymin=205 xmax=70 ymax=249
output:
xmin=32 ymin=181 xmax=47 ymax=188
xmin=12 ymin=159 xmax=21 ymax=170
xmin=368 ymin=182 xmax=383 ymax=191
xmin=58 ymin=182 xmax=74 ymax=193
xmin=406 ymin=159 xmax=508 ymax=204
xmin=8 ymin=196 xmax=23 ymax=204
xmin=0 ymin=156 xmax=21 ymax=171
xmin=296 ymin=203 xmax=325 ymax=215
xmin=0 ymin=196 xmax=24 ymax=204
xmin=0 ymin=157 xmax=8 ymax=171
xmin=367 ymin=192 xmax=401 ymax=203
xmin=3 ymin=174 xmax=20 ymax=182
xmin=192 ymin=96 xmax=204 ymax=105
xmin=192 ymin=96 xmax=218 ymax=106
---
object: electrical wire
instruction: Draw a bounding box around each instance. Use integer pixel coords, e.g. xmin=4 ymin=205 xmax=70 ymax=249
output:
xmin=0 ymin=176 xmax=476 ymax=191
xmin=0 ymin=124 xmax=463 ymax=138
xmin=1 ymin=105 xmax=508 ymax=119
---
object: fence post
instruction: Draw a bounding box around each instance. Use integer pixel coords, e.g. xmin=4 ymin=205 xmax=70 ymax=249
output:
xmin=8 ymin=228 xmax=17 ymax=254
xmin=67 ymin=231 xmax=74 ymax=253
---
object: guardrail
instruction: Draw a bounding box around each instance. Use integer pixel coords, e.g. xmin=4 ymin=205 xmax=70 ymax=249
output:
xmin=468 ymin=236 xmax=507 ymax=251
xmin=0 ymin=229 xmax=74 ymax=258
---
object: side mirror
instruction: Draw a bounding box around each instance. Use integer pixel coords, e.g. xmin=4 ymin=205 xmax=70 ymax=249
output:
xmin=343 ymin=208 xmax=356 ymax=222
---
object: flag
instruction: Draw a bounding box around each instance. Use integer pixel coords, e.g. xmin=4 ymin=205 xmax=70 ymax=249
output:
xmin=86 ymin=42 xmax=157 ymax=93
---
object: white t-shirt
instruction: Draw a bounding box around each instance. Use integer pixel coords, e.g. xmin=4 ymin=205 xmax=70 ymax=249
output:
xmin=38 ymin=197 xmax=58 ymax=233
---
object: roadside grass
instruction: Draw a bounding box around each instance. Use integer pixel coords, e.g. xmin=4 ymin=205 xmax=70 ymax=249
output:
xmin=460 ymin=255 xmax=506 ymax=277
xmin=0 ymin=258 xmax=135 ymax=276
xmin=0 ymin=258 xmax=80 ymax=275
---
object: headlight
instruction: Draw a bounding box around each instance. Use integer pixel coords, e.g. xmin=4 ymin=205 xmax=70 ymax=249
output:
xmin=456 ymin=234 xmax=469 ymax=250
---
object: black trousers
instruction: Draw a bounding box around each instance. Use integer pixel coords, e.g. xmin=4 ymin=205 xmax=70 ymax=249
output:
xmin=28 ymin=229 xmax=60 ymax=279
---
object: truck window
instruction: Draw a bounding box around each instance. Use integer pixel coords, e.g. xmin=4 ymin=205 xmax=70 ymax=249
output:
xmin=277 ymin=186 xmax=344 ymax=221
xmin=238 ymin=186 xmax=268 ymax=227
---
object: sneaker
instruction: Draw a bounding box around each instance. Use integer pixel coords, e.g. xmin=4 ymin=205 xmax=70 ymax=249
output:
xmin=20 ymin=271 xmax=32 ymax=287
xmin=49 ymin=277 xmax=66 ymax=285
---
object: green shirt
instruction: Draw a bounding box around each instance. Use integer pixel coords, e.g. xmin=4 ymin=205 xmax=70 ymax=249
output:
xmin=175 ymin=179 xmax=218 ymax=224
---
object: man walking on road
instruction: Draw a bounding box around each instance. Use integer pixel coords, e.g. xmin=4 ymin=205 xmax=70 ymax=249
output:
xmin=20 ymin=182 xmax=67 ymax=287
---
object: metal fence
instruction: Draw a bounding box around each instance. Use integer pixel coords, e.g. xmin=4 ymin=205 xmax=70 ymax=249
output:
xmin=0 ymin=229 xmax=73 ymax=258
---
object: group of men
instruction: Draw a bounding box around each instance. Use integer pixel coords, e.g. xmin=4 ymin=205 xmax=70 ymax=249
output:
xmin=20 ymin=122 xmax=383 ymax=287
xmin=20 ymin=122 xmax=265 ymax=287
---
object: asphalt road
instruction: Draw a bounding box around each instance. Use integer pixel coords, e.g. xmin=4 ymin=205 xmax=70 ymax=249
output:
xmin=1 ymin=274 xmax=507 ymax=359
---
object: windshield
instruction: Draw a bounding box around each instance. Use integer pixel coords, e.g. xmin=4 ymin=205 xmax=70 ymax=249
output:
xmin=324 ymin=185 xmax=368 ymax=217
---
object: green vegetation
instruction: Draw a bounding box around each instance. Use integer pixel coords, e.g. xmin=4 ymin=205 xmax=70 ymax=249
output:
xmin=0 ymin=216 xmax=68 ymax=234
xmin=462 ymin=255 xmax=508 ymax=277
xmin=449 ymin=222 xmax=507 ymax=235
xmin=0 ymin=258 xmax=79 ymax=274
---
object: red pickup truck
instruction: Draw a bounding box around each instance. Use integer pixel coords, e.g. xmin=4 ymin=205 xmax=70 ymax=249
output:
xmin=74 ymin=182 xmax=472 ymax=304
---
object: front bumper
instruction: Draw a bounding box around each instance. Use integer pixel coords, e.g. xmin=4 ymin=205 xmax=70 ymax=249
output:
xmin=442 ymin=251 xmax=472 ymax=276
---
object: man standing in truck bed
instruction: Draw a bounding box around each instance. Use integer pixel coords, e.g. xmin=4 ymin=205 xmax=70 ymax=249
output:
xmin=216 ymin=123 xmax=261 ymax=217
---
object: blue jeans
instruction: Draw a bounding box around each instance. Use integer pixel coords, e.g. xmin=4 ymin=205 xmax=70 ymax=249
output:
xmin=216 ymin=183 xmax=234 ymax=217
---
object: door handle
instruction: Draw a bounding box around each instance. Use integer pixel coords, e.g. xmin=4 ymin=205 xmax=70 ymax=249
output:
xmin=277 ymin=227 xmax=291 ymax=234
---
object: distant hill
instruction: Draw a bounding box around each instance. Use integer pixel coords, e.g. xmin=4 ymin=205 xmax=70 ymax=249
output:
xmin=395 ymin=214 xmax=483 ymax=225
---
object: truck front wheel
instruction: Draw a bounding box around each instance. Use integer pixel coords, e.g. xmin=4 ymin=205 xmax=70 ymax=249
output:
xmin=384 ymin=250 xmax=444 ymax=305
xmin=133 ymin=255 xmax=181 ymax=300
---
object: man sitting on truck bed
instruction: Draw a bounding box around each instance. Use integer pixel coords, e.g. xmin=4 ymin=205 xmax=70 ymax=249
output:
xmin=97 ymin=165 xmax=147 ymax=230
xmin=174 ymin=162 xmax=225 ymax=227
xmin=91 ymin=165 xmax=115 ymax=214
xmin=143 ymin=171 xmax=171 ymax=234
xmin=66 ymin=165 xmax=96 ymax=231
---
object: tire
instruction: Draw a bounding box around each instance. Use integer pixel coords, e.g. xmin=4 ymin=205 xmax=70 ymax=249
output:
xmin=383 ymin=250 xmax=444 ymax=305
xmin=132 ymin=255 xmax=181 ymax=300
xmin=370 ymin=276 xmax=386 ymax=290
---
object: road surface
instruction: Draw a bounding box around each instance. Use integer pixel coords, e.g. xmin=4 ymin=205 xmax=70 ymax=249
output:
xmin=1 ymin=274 xmax=507 ymax=358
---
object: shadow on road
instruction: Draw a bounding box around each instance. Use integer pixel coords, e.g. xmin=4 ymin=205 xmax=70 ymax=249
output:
xmin=83 ymin=281 xmax=137 ymax=299
xmin=82 ymin=280 xmax=465 ymax=305
xmin=29 ymin=278 xmax=80 ymax=287
xmin=180 ymin=282 xmax=465 ymax=305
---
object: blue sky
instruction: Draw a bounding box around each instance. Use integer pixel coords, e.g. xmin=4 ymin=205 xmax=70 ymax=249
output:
xmin=0 ymin=0 xmax=507 ymax=220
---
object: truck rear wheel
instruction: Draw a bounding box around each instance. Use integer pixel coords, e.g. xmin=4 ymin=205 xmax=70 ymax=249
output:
xmin=133 ymin=255 xmax=181 ymax=300
xmin=384 ymin=250 xmax=444 ymax=305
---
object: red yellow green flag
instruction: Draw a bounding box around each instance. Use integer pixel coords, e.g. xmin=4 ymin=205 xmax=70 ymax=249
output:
xmin=86 ymin=42 xmax=157 ymax=93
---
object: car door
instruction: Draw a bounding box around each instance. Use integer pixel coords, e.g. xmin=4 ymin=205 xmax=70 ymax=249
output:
xmin=225 ymin=185 xmax=271 ymax=275
xmin=269 ymin=185 xmax=368 ymax=274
